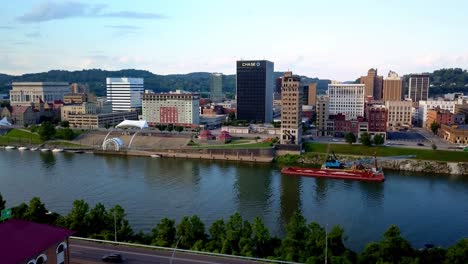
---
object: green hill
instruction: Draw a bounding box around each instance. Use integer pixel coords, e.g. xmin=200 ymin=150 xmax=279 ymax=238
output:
xmin=0 ymin=69 xmax=329 ymax=97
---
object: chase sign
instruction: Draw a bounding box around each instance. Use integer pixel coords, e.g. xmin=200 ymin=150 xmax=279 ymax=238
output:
xmin=241 ymin=62 xmax=261 ymax=67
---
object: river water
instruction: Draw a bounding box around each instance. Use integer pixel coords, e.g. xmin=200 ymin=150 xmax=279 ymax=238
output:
xmin=1 ymin=149 xmax=467 ymax=251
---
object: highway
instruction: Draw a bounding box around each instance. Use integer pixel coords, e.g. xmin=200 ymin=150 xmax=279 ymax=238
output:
xmin=70 ymin=239 xmax=270 ymax=264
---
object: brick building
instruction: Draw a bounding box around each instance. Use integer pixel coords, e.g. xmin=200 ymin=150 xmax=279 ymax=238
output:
xmin=426 ymin=108 xmax=454 ymax=130
xmin=0 ymin=219 xmax=74 ymax=264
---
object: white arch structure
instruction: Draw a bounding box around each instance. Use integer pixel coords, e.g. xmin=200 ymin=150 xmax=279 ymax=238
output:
xmin=102 ymin=137 xmax=125 ymax=151
xmin=102 ymin=120 xmax=149 ymax=150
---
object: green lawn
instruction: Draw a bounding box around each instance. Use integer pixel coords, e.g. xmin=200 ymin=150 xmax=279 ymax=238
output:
xmin=304 ymin=142 xmax=468 ymax=162
xmin=45 ymin=141 xmax=89 ymax=148
xmin=0 ymin=129 xmax=42 ymax=145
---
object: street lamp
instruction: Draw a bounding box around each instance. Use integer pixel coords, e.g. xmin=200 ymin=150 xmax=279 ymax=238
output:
xmin=114 ymin=211 xmax=117 ymax=242
xmin=324 ymin=224 xmax=328 ymax=264
xmin=170 ymin=236 xmax=183 ymax=264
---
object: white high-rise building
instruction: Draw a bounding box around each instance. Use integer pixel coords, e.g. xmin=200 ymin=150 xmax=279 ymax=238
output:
xmin=106 ymin=78 xmax=144 ymax=112
xmin=327 ymin=83 xmax=365 ymax=120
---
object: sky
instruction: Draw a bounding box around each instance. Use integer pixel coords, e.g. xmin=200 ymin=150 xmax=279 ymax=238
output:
xmin=1 ymin=0 xmax=468 ymax=80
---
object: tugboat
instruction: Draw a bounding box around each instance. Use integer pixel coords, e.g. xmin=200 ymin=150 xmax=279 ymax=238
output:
xmin=281 ymin=152 xmax=385 ymax=182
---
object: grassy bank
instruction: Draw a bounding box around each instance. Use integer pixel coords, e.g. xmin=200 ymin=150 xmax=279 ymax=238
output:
xmin=304 ymin=142 xmax=468 ymax=162
xmin=0 ymin=129 xmax=42 ymax=145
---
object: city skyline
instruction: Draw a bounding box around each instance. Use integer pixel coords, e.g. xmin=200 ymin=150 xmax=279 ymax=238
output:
xmin=1 ymin=0 xmax=468 ymax=80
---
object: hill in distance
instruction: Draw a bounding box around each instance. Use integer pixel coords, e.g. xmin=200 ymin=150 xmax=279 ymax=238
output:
xmin=0 ymin=69 xmax=330 ymax=97
xmin=1 ymin=68 xmax=467 ymax=97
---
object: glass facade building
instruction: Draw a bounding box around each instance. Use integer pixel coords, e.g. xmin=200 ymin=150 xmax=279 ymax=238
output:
xmin=210 ymin=73 xmax=223 ymax=103
xmin=236 ymin=60 xmax=274 ymax=123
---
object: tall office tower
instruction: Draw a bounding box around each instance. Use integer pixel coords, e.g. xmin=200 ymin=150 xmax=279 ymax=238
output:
xmin=275 ymin=77 xmax=283 ymax=94
xmin=106 ymin=77 xmax=144 ymax=112
xmin=360 ymin=68 xmax=383 ymax=100
xmin=9 ymin=82 xmax=70 ymax=106
xmin=328 ymin=83 xmax=365 ymax=120
xmin=383 ymin=71 xmax=403 ymax=101
xmin=280 ymin=72 xmax=302 ymax=145
xmin=408 ymin=74 xmax=430 ymax=102
xmin=236 ymin=60 xmax=274 ymax=123
xmin=210 ymin=73 xmax=223 ymax=103
xmin=316 ymin=95 xmax=329 ymax=136
xmin=307 ymin=83 xmax=317 ymax=106
xmin=301 ymin=83 xmax=317 ymax=106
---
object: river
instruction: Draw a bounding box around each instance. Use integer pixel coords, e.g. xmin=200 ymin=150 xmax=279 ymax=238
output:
xmin=1 ymin=149 xmax=467 ymax=251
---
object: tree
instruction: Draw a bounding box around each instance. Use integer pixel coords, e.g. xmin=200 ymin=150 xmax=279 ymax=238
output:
xmin=12 ymin=202 xmax=28 ymax=219
xmin=151 ymin=218 xmax=176 ymax=247
xmin=432 ymin=143 xmax=438 ymax=150
xmin=60 ymin=121 xmax=70 ymax=128
xmin=280 ymin=211 xmax=310 ymax=262
xmin=373 ymin=134 xmax=385 ymax=145
xmin=85 ymin=203 xmax=110 ymax=238
xmin=359 ymin=132 xmax=372 ymax=146
xmin=0 ymin=193 xmax=5 ymax=211
xmin=445 ymin=238 xmax=468 ymax=264
xmin=430 ymin=121 xmax=440 ymax=135
xmin=251 ymin=217 xmax=270 ymax=257
xmin=24 ymin=197 xmax=48 ymax=223
xmin=345 ymin=132 xmax=356 ymax=145
xmin=167 ymin=124 xmax=174 ymax=132
xmin=38 ymin=121 xmax=56 ymax=141
xmin=108 ymin=205 xmax=133 ymax=242
xmin=65 ymin=199 xmax=90 ymax=236
xmin=175 ymin=126 xmax=184 ymax=133
xmin=55 ymin=128 xmax=75 ymax=140
xmin=176 ymin=215 xmax=206 ymax=249
xmin=205 ymin=219 xmax=226 ymax=252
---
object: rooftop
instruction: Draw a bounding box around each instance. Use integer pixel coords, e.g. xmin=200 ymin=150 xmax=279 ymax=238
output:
xmin=0 ymin=219 xmax=74 ymax=263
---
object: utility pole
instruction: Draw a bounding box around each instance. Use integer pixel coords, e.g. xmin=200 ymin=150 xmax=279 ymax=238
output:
xmin=170 ymin=236 xmax=183 ymax=264
xmin=325 ymin=224 xmax=328 ymax=264
xmin=114 ymin=211 xmax=117 ymax=242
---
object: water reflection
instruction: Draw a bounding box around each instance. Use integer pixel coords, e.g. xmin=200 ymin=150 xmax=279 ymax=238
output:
xmin=235 ymin=163 xmax=273 ymax=219
xmin=39 ymin=152 xmax=55 ymax=169
xmin=279 ymin=175 xmax=301 ymax=226
xmin=358 ymin=181 xmax=384 ymax=207
xmin=314 ymin=178 xmax=328 ymax=204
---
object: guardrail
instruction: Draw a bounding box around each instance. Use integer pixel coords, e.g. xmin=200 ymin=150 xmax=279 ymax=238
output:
xmin=70 ymin=236 xmax=302 ymax=264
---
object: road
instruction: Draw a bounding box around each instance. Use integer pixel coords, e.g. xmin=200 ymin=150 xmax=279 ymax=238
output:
xmin=70 ymin=239 xmax=270 ymax=264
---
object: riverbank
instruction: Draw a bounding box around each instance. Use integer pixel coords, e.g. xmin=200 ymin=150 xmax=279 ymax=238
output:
xmin=276 ymin=152 xmax=468 ymax=175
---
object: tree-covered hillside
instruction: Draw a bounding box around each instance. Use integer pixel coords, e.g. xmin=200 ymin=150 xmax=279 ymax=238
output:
xmin=2 ymin=68 xmax=466 ymax=97
xmin=0 ymin=69 xmax=328 ymax=97
xmin=429 ymin=68 xmax=468 ymax=96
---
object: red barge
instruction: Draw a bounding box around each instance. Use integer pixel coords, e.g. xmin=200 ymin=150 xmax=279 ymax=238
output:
xmin=281 ymin=167 xmax=385 ymax=182
xmin=281 ymin=152 xmax=385 ymax=182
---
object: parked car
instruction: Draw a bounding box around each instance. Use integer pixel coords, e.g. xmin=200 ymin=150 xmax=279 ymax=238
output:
xmin=417 ymin=143 xmax=424 ymax=146
xmin=102 ymin=254 xmax=123 ymax=263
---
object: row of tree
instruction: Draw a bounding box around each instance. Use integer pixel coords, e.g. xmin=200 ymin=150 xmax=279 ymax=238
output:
xmin=0 ymin=194 xmax=466 ymax=263
xmin=30 ymin=121 xmax=78 ymax=141
xmin=345 ymin=132 xmax=384 ymax=146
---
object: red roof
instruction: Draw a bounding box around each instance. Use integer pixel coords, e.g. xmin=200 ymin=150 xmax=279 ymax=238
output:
xmin=11 ymin=106 xmax=31 ymax=114
xmin=0 ymin=219 xmax=75 ymax=263
xmin=199 ymin=129 xmax=213 ymax=139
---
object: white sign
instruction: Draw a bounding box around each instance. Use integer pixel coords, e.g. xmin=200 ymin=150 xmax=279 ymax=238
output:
xmin=241 ymin=62 xmax=261 ymax=67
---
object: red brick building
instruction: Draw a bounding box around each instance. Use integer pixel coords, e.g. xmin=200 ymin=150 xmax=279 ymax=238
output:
xmin=0 ymin=219 xmax=74 ymax=264
xmin=426 ymin=108 xmax=454 ymax=130
xmin=367 ymin=105 xmax=388 ymax=132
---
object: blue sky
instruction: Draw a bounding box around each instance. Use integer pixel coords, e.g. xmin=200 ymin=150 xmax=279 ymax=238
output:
xmin=1 ymin=0 xmax=468 ymax=80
